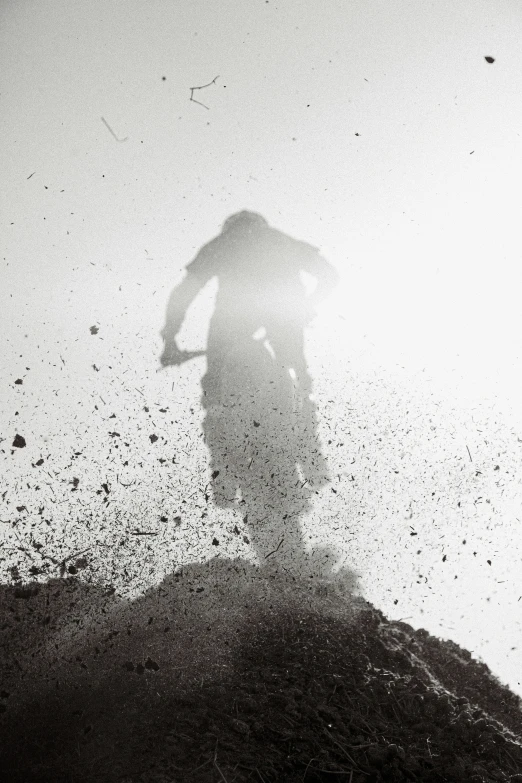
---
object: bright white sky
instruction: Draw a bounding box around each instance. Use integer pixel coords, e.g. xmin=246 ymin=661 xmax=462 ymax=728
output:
xmin=2 ymin=0 xmax=522 ymax=695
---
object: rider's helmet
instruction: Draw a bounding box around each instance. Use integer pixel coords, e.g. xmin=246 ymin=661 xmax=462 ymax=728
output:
xmin=222 ymin=211 xmax=268 ymax=233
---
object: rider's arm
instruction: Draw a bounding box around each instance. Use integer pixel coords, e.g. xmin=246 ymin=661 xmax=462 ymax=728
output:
xmin=298 ymin=241 xmax=340 ymax=309
xmin=160 ymin=242 xmax=218 ymax=364
xmin=161 ymin=241 xmax=219 ymax=339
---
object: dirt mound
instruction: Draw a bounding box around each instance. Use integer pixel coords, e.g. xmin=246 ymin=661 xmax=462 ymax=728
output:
xmin=1 ymin=562 xmax=522 ymax=782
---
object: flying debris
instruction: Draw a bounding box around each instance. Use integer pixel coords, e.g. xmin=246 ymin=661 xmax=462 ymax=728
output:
xmin=190 ymin=75 xmax=219 ymax=109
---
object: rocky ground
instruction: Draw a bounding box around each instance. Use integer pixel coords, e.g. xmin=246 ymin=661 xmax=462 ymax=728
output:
xmin=1 ymin=557 xmax=522 ymax=782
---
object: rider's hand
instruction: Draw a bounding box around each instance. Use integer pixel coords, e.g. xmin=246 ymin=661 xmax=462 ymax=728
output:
xmin=160 ymin=340 xmax=187 ymax=367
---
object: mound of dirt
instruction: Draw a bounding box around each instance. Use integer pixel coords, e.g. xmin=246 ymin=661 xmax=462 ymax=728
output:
xmin=1 ymin=560 xmax=522 ymax=782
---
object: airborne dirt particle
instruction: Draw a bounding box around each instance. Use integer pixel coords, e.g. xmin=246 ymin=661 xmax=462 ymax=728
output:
xmin=12 ymin=434 xmax=26 ymax=448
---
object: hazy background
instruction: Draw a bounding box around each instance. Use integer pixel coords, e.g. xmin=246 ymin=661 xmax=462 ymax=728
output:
xmin=2 ymin=0 xmax=522 ymax=695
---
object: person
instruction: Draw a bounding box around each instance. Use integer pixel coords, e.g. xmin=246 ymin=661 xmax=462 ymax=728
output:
xmin=160 ymin=211 xmax=339 ymax=575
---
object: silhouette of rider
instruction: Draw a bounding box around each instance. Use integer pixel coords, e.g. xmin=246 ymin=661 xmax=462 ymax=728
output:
xmin=160 ymin=211 xmax=339 ymax=572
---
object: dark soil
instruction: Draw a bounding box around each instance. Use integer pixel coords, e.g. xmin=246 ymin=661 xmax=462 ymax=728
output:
xmin=1 ymin=558 xmax=522 ymax=782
